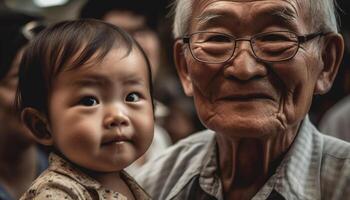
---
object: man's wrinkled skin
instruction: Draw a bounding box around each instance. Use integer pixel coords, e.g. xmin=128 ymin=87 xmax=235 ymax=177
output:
xmin=174 ymin=0 xmax=343 ymax=198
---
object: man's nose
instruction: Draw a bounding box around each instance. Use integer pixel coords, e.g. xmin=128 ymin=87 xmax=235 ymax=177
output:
xmin=103 ymin=104 xmax=130 ymax=129
xmin=223 ymin=41 xmax=268 ymax=81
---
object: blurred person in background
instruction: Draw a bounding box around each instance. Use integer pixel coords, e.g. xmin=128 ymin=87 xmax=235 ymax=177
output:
xmin=79 ymin=0 xmax=174 ymax=173
xmin=80 ymin=0 xmax=162 ymax=80
xmin=0 ymin=6 xmax=47 ymax=200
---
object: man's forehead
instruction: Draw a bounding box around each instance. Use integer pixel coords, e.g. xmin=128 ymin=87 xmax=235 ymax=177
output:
xmin=192 ymin=0 xmax=302 ymax=15
xmin=191 ymin=0 xmax=303 ymax=28
xmin=193 ymin=0 xmax=300 ymax=5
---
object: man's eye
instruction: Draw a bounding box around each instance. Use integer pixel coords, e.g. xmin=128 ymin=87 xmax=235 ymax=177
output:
xmin=78 ymin=96 xmax=99 ymax=106
xmin=125 ymin=92 xmax=141 ymax=102
xmin=205 ymin=35 xmax=231 ymax=43
xmin=258 ymin=33 xmax=291 ymax=42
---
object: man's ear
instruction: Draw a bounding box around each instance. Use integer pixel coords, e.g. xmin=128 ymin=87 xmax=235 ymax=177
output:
xmin=314 ymin=33 xmax=344 ymax=95
xmin=174 ymin=40 xmax=193 ymax=96
xmin=21 ymin=108 xmax=53 ymax=146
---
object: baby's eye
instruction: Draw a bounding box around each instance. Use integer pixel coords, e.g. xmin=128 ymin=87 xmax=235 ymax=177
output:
xmin=125 ymin=92 xmax=141 ymax=102
xmin=78 ymin=96 xmax=99 ymax=106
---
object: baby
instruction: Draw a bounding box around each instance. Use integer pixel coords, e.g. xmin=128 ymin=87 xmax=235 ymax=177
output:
xmin=17 ymin=19 xmax=154 ymax=200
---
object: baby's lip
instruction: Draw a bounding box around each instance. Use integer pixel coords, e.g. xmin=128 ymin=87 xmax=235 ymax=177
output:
xmin=101 ymin=134 xmax=132 ymax=146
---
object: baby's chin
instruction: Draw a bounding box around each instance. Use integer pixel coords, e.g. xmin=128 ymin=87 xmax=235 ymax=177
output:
xmin=67 ymin=153 xmax=138 ymax=174
xmin=76 ymin=160 xmax=131 ymax=174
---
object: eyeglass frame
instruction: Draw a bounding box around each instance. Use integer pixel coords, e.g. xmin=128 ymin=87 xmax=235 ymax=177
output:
xmin=181 ymin=31 xmax=328 ymax=64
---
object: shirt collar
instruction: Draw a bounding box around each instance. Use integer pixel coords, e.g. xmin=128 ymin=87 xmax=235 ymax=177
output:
xmin=167 ymin=130 xmax=218 ymax=200
xmin=48 ymin=153 xmax=102 ymax=189
xmin=253 ymin=116 xmax=322 ymax=199
xmin=199 ymin=137 xmax=223 ymax=199
xmin=272 ymin=116 xmax=322 ymax=199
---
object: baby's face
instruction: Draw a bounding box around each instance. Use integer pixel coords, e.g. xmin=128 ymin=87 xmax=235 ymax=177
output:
xmin=48 ymin=47 xmax=154 ymax=172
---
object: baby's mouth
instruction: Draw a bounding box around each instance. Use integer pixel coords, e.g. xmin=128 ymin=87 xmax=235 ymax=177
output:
xmin=101 ymin=134 xmax=132 ymax=146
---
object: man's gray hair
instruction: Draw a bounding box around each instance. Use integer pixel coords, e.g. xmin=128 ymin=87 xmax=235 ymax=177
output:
xmin=172 ymin=0 xmax=339 ymax=38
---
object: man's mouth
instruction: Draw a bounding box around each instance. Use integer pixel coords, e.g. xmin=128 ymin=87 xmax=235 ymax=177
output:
xmin=218 ymin=93 xmax=275 ymax=102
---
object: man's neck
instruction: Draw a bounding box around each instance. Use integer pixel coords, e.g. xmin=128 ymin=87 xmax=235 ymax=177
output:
xmin=216 ymin=125 xmax=299 ymax=199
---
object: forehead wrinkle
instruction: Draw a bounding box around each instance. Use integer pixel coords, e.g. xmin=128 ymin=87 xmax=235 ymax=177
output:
xmin=196 ymin=13 xmax=225 ymax=29
xmin=194 ymin=3 xmax=241 ymax=31
xmin=193 ymin=0 xmax=238 ymax=30
xmin=250 ymin=1 xmax=299 ymax=20
xmin=271 ymin=9 xmax=295 ymax=22
xmin=193 ymin=0 xmax=300 ymax=30
xmin=267 ymin=4 xmax=299 ymax=27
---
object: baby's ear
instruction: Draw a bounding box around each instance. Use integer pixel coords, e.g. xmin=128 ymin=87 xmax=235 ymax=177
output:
xmin=21 ymin=108 xmax=53 ymax=146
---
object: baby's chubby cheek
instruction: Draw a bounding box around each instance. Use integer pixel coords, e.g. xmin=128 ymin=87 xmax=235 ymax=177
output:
xmin=53 ymin=119 xmax=100 ymax=152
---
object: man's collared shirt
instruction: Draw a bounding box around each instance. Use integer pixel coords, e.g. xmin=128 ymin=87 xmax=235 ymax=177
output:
xmin=20 ymin=153 xmax=151 ymax=200
xmin=135 ymin=117 xmax=350 ymax=200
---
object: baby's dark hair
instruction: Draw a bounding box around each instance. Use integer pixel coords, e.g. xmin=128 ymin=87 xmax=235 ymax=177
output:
xmin=16 ymin=19 xmax=153 ymax=116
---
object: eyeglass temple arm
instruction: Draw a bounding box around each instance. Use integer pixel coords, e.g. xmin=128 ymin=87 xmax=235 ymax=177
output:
xmin=298 ymin=32 xmax=327 ymax=43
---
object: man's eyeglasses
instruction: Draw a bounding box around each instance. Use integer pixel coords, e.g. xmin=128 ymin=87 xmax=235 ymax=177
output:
xmin=182 ymin=31 xmax=327 ymax=63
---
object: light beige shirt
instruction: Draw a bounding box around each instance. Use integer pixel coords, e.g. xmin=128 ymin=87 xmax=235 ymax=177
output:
xmin=135 ymin=116 xmax=350 ymax=200
xmin=20 ymin=153 xmax=151 ymax=200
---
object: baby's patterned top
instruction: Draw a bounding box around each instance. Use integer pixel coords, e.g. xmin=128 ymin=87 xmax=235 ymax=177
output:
xmin=20 ymin=153 xmax=151 ymax=200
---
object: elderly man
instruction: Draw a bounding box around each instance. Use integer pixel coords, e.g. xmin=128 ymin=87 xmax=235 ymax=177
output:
xmin=136 ymin=0 xmax=349 ymax=199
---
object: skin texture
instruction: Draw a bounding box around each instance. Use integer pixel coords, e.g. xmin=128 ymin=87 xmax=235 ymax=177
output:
xmin=174 ymin=0 xmax=344 ymax=199
xmin=23 ymin=47 xmax=154 ymax=196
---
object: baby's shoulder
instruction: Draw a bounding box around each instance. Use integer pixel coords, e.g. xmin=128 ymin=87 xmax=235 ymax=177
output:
xmin=19 ymin=170 xmax=90 ymax=200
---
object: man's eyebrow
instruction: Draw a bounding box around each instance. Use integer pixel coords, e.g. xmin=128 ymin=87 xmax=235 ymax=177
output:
xmin=196 ymin=12 xmax=226 ymax=28
xmin=270 ymin=5 xmax=299 ymax=24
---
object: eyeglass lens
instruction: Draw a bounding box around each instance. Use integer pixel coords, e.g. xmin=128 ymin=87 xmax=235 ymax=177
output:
xmin=189 ymin=32 xmax=300 ymax=63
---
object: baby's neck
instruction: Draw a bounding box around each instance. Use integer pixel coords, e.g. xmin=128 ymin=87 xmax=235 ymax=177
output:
xmin=89 ymin=170 xmax=135 ymax=200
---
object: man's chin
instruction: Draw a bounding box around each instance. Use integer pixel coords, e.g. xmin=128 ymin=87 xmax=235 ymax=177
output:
xmin=205 ymin=114 xmax=286 ymax=139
